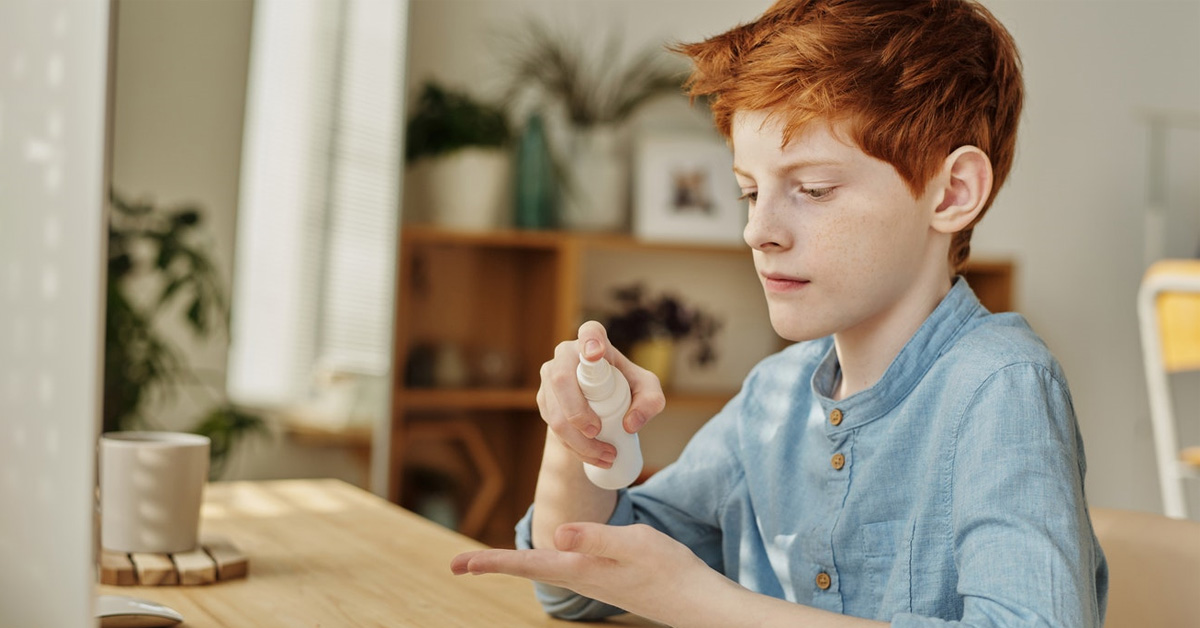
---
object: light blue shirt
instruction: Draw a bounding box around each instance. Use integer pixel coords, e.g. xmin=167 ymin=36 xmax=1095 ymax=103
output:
xmin=517 ymin=278 xmax=1108 ymax=626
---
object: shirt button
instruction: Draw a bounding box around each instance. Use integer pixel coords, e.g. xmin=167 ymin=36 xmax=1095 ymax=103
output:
xmin=831 ymin=453 xmax=845 ymax=470
xmin=816 ymin=572 xmax=832 ymax=590
xmin=829 ymin=409 xmax=843 ymax=426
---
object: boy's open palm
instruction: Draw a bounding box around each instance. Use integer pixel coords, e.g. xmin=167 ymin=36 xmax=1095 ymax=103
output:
xmin=451 ymin=522 xmax=734 ymax=625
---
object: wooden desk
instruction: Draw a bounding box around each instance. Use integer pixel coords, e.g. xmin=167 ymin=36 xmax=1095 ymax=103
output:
xmin=97 ymin=479 xmax=657 ymax=627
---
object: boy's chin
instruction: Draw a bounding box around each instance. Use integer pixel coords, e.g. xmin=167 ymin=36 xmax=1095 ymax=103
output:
xmin=768 ymin=315 xmax=833 ymax=344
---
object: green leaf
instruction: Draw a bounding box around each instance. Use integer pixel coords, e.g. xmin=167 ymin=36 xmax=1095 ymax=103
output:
xmin=186 ymin=298 xmax=204 ymax=332
xmin=105 ymin=187 xmax=235 ymax=446
xmin=156 ymin=237 xmax=176 ymax=271
xmin=172 ymin=208 xmax=200 ymax=227
xmin=191 ymin=404 xmax=268 ymax=480
xmin=159 ymin=275 xmax=187 ymax=304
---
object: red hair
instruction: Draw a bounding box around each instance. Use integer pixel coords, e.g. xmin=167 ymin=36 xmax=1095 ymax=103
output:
xmin=674 ymin=0 xmax=1023 ymax=270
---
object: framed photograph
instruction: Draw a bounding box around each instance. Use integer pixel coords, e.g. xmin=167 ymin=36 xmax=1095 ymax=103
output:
xmin=633 ymin=134 xmax=746 ymax=245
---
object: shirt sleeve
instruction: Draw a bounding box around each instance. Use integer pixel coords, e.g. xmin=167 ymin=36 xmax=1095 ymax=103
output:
xmin=514 ymin=388 xmax=748 ymax=621
xmin=892 ymin=363 xmax=1108 ymax=628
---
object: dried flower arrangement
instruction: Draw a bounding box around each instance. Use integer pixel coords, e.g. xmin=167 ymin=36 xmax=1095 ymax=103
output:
xmin=602 ymin=283 xmax=723 ymax=367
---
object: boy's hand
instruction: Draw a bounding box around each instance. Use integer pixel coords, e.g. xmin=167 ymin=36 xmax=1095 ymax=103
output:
xmin=451 ymin=522 xmax=734 ymax=625
xmin=537 ymin=320 xmax=666 ymax=468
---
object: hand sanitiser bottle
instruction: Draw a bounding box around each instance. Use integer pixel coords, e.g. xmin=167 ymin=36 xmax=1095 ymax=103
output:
xmin=577 ymin=354 xmax=643 ymax=489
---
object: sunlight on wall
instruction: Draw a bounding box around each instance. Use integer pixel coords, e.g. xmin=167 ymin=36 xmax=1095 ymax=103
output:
xmin=0 ymin=1 xmax=110 ymax=626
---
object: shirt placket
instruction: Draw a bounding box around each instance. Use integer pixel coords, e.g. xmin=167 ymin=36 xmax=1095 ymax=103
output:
xmin=808 ymin=405 xmax=854 ymax=613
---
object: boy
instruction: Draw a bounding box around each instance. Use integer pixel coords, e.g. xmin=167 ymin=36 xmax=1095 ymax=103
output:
xmin=451 ymin=1 xmax=1108 ymax=625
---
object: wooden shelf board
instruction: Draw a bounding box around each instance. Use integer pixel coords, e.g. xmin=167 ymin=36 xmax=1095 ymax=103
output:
xmin=401 ymin=225 xmax=565 ymax=250
xmin=282 ymin=419 xmax=373 ymax=447
xmin=397 ymin=386 xmax=735 ymax=414
xmin=578 ymin=233 xmax=750 ymax=257
xmin=400 ymin=225 xmax=751 ymax=257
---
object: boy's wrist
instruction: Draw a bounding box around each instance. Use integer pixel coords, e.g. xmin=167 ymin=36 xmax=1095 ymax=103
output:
xmin=532 ymin=428 xmax=618 ymax=548
xmin=653 ymin=566 xmax=755 ymax=628
xmin=540 ymin=428 xmax=577 ymax=465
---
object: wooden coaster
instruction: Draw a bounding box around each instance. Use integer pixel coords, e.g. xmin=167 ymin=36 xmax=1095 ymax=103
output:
xmin=98 ymin=537 xmax=248 ymax=586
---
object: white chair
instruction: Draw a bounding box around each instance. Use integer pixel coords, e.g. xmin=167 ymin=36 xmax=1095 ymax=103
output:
xmin=1137 ymin=259 xmax=1200 ymax=519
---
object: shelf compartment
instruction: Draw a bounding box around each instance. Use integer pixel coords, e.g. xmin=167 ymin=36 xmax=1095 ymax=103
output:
xmin=399 ymin=239 xmax=562 ymax=391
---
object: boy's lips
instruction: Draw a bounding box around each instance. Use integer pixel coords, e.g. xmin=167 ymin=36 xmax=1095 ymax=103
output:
xmin=761 ymin=272 xmax=810 ymax=293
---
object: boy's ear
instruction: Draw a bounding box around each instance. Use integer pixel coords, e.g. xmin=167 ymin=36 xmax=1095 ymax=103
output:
xmin=930 ymin=146 xmax=993 ymax=234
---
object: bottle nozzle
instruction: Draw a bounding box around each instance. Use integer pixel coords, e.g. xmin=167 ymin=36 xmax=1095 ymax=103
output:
xmin=577 ymin=353 xmax=615 ymax=399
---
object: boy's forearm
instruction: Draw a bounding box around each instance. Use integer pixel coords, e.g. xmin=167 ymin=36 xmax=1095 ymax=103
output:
xmin=530 ymin=429 xmax=618 ymax=549
xmin=668 ymin=579 xmax=888 ymax=628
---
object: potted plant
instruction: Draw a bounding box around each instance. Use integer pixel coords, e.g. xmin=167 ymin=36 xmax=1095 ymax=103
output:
xmin=601 ymin=282 xmax=723 ymax=386
xmin=105 ymin=190 xmax=265 ymax=479
xmin=405 ymin=82 xmax=512 ymax=230
xmin=500 ymin=22 xmax=686 ymax=231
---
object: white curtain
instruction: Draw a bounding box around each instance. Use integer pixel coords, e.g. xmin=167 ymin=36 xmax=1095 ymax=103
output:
xmin=227 ymin=0 xmax=406 ymax=410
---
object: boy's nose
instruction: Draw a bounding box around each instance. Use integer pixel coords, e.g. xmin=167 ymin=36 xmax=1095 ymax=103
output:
xmin=743 ymin=200 xmax=791 ymax=251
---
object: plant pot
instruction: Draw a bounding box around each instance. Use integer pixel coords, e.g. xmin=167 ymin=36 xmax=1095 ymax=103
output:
xmin=561 ymin=125 xmax=628 ymax=232
xmin=629 ymin=338 xmax=675 ymax=388
xmin=426 ymin=147 xmax=512 ymax=231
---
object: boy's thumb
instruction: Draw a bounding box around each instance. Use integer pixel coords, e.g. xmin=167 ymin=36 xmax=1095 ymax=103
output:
xmin=554 ymin=522 xmax=616 ymax=558
xmin=583 ymin=338 xmax=604 ymax=361
xmin=623 ymin=409 xmax=648 ymax=434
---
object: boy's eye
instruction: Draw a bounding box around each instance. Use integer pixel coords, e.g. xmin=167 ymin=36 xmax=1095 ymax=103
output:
xmin=738 ymin=191 xmax=758 ymax=203
xmin=801 ymin=186 xmax=834 ymax=200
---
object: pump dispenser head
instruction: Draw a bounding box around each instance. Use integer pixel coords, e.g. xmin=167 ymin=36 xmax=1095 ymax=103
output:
xmin=577 ymin=354 xmax=616 ymax=400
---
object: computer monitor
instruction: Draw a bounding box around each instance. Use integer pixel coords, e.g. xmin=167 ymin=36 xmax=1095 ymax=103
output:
xmin=0 ymin=1 xmax=111 ymax=626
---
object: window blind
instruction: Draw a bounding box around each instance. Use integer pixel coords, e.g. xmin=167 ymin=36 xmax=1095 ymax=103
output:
xmin=227 ymin=0 xmax=404 ymax=408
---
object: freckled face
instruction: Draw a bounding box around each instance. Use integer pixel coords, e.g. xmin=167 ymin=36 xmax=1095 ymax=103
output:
xmin=733 ymin=111 xmax=942 ymax=343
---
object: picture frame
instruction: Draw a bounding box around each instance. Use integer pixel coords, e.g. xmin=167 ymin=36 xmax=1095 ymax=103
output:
xmin=633 ymin=134 xmax=746 ymax=246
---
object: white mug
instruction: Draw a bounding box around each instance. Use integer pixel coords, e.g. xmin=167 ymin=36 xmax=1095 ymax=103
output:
xmin=100 ymin=431 xmax=210 ymax=554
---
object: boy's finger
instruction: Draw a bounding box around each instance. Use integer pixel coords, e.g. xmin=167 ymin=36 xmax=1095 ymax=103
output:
xmin=540 ymin=386 xmax=616 ymax=466
xmin=547 ymin=343 xmax=601 ymax=438
xmin=623 ymin=368 xmax=666 ymax=434
xmin=554 ymin=522 xmax=640 ymax=561
xmin=577 ymin=320 xmax=611 ymax=361
xmin=552 ymin=421 xmax=617 ymax=468
xmin=622 ymin=408 xmax=649 ymax=434
xmin=451 ymin=547 xmax=587 ymax=584
xmin=449 ymin=550 xmax=481 ymax=575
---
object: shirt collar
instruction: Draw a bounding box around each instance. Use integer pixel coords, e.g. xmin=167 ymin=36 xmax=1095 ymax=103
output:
xmin=811 ymin=277 xmax=985 ymax=432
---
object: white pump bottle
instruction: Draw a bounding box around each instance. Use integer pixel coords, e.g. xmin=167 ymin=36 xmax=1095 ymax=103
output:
xmin=577 ymin=354 xmax=643 ymax=490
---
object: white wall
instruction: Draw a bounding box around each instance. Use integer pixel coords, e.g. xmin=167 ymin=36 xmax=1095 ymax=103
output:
xmin=981 ymin=0 xmax=1200 ymax=515
xmin=110 ymin=0 xmax=365 ymax=485
xmin=110 ymin=0 xmax=251 ymax=430
xmin=406 ymin=0 xmax=1200 ymax=516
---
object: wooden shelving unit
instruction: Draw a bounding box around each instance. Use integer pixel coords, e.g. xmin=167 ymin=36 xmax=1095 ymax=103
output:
xmin=387 ymin=225 xmax=1015 ymax=547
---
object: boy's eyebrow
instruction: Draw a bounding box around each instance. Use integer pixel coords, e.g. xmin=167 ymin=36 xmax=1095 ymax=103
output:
xmin=732 ymin=159 xmax=846 ymax=177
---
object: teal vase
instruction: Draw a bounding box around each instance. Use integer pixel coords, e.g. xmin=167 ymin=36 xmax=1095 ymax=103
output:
xmin=513 ymin=113 xmax=558 ymax=229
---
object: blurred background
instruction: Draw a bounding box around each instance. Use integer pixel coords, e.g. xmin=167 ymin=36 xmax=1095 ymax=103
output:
xmin=102 ymin=0 xmax=1199 ymax=545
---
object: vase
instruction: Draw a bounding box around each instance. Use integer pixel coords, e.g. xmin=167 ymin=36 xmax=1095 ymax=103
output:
xmin=560 ymin=124 xmax=628 ymax=232
xmin=629 ymin=338 xmax=675 ymax=388
xmin=426 ymin=147 xmax=511 ymax=231
xmin=513 ymin=113 xmax=558 ymax=229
